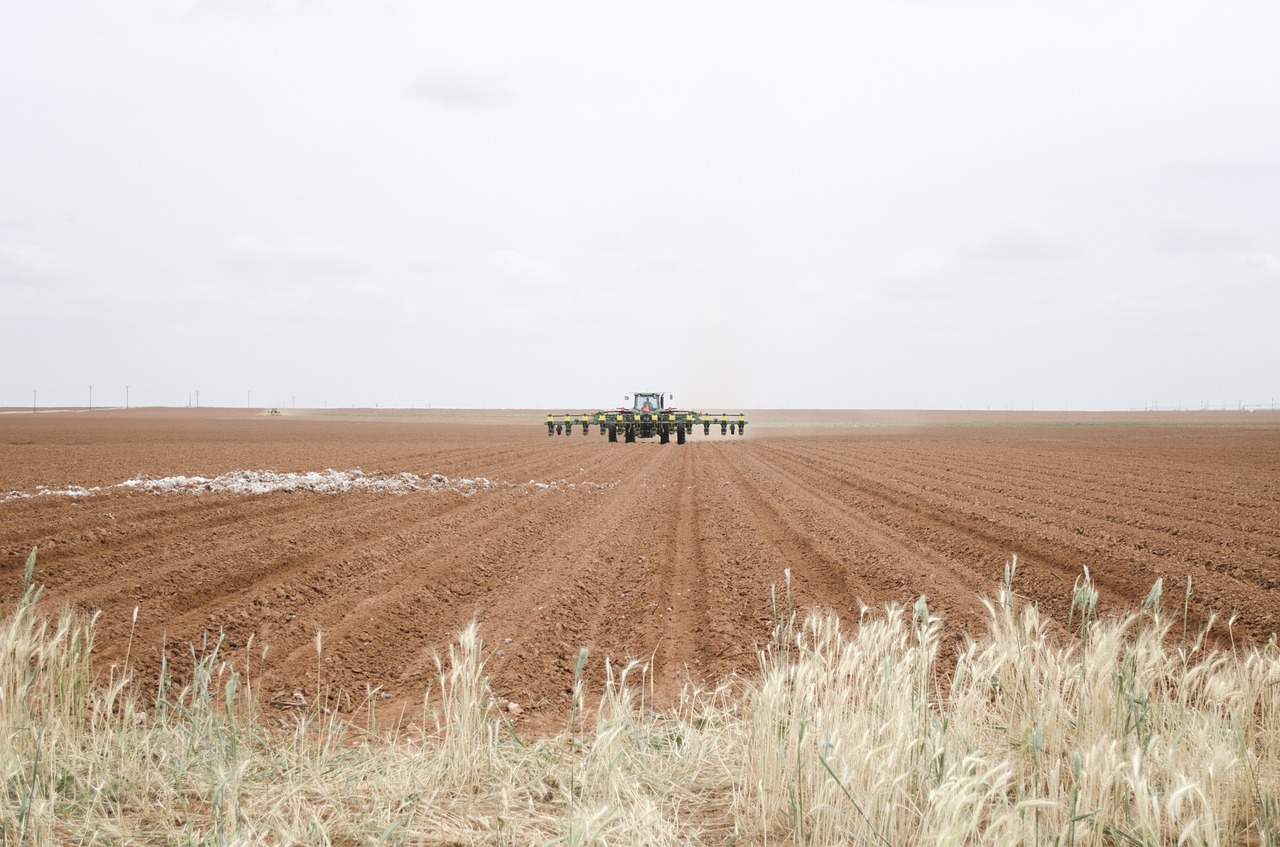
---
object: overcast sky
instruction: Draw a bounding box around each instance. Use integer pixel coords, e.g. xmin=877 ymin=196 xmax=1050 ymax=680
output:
xmin=2 ymin=1 xmax=1277 ymax=411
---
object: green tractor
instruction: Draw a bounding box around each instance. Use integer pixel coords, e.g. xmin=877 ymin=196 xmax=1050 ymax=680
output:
xmin=546 ymin=392 xmax=747 ymax=444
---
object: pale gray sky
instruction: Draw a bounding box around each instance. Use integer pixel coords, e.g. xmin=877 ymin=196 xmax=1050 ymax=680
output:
xmin=3 ymin=1 xmax=1277 ymax=410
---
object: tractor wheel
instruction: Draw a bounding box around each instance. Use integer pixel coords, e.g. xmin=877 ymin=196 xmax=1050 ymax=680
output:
xmin=608 ymin=424 xmax=617 ymax=443
xmin=625 ymin=426 xmax=636 ymax=443
xmin=659 ymin=425 xmax=670 ymax=444
xmin=676 ymin=425 xmax=686 ymax=444
xmin=556 ymin=424 xmax=563 ymax=435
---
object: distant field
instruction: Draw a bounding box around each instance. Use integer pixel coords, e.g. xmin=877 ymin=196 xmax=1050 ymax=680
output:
xmin=2 ymin=406 xmax=1278 ymax=727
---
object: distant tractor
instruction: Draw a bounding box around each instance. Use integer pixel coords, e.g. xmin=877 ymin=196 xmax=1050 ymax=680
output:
xmin=546 ymin=392 xmax=746 ymax=444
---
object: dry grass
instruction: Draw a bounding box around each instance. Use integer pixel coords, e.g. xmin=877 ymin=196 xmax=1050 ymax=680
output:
xmin=2 ymin=552 xmax=1277 ymax=845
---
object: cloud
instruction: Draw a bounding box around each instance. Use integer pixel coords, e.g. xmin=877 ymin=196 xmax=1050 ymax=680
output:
xmin=1241 ymin=252 xmax=1280 ymax=275
xmin=183 ymin=0 xmax=323 ymax=21
xmin=874 ymin=228 xmax=1082 ymax=286
xmin=175 ymin=282 xmax=231 ymax=305
xmin=968 ymin=229 xmax=1084 ymax=262
xmin=286 ymin=237 xmax=359 ymax=273
xmin=219 ymin=235 xmax=275 ymax=272
xmin=589 ymin=233 xmax=635 ymax=252
xmin=492 ymin=248 xmax=559 ymax=280
xmin=0 ymin=242 xmax=74 ymax=283
xmin=878 ymin=246 xmax=951 ymax=280
xmin=406 ymin=69 xmax=515 ymax=108
xmin=1155 ymin=216 xmax=1254 ymax=255
xmin=406 ymin=257 xmax=457 ymax=275
xmin=218 ymin=235 xmax=359 ymax=274
xmin=1166 ymin=160 xmax=1278 ymax=183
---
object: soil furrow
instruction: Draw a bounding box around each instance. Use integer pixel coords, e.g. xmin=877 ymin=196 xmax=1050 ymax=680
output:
xmin=3 ymin=407 xmax=1277 ymax=728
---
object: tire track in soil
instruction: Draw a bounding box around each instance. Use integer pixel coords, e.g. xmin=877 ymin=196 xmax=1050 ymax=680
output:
xmin=477 ymin=441 xmax=819 ymax=723
xmin=468 ymin=446 xmax=675 ymax=719
xmin=651 ymin=446 xmax=708 ymax=687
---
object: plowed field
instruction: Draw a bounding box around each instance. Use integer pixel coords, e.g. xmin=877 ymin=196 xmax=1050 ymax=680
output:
xmin=3 ymin=408 xmax=1278 ymax=727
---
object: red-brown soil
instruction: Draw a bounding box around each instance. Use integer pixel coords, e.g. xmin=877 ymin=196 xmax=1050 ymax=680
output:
xmin=2 ymin=407 xmax=1278 ymax=729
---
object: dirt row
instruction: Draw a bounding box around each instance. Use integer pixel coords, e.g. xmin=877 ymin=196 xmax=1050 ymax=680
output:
xmin=2 ymin=408 xmax=1277 ymax=728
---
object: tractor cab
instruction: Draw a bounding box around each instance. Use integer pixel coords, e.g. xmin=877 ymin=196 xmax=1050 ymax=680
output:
xmin=627 ymin=392 xmax=666 ymax=414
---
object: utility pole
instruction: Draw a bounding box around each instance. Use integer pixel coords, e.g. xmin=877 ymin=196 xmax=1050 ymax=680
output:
xmin=32 ymin=390 xmax=36 ymax=414
xmin=247 ymin=390 xmax=251 ymax=409
xmin=126 ymin=385 xmax=130 ymax=409
xmin=88 ymin=385 xmax=93 ymax=410
xmin=196 ymin=390 xmax=200 ymax=408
